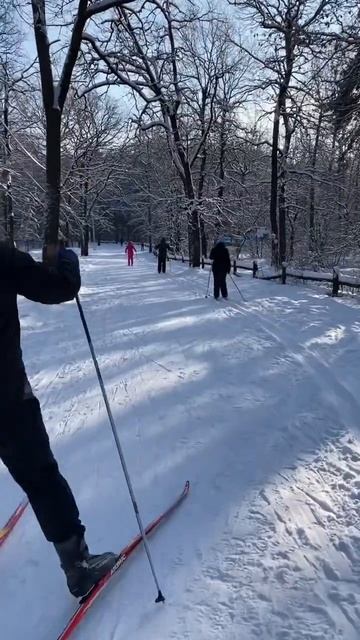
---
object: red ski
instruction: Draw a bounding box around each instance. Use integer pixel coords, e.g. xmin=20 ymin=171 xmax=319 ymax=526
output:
xmin=0 ymin=499 xmax=28 ymax=548
xmin=57 ymin=481 xmax=190 ymax=640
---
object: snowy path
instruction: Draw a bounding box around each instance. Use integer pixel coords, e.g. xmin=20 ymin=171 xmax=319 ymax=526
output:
xmin=1 ymin=246 xmax=360 ymax=640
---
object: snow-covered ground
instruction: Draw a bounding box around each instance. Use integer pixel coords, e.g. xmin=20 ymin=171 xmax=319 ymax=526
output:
xmin=1 ymin=245 xmax=360 ymax=640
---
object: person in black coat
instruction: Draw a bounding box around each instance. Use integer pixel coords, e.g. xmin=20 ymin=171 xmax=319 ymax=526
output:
xmin=209 ymin=241 xmax=231 ymax=299
xmin=156 ymin=237 xmax=171 ymax=273
xmin=0 ymin=243 xmax=116 ymax=597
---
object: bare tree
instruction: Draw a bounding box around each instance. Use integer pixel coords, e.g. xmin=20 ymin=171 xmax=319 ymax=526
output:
xmin=0 ymin=0 xmax=26 ymax=243
xmin=81 ymin=2 xmax=231 ymax=266
xmin=30 ymin=0 xmax=135 ymax=246
xmin=232 ymin=0 xmax=338 ymax=264
xmin=61 ymin=91 xmax=123 ymax=254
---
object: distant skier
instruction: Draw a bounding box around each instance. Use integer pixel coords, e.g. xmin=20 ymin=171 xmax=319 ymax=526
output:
xmin=141 ymin=242 xmax=145 ymax=251
xmin=125 ymin=241 xmax=136 ymax=266
xmin=209 ymin=240 xmax=231 ymax=299
xmin=156 ymin=237 xmax=171 ymax=274
xmin=0 ymin=242 xmax=116 ymax=598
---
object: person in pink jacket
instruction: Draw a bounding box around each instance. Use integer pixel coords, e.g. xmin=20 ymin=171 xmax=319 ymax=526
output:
xmin=125 ymin=241 xmax=136 ymax=266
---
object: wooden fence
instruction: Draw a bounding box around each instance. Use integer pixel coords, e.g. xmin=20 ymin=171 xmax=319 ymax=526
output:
xmin=163 ymin=251 xmax=360 ymax=297
xmin=277 ymin=264 xmax=360 ymax=296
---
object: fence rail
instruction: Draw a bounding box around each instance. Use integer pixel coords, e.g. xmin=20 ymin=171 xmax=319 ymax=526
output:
xmin=164 ymin=252 xmax=255 ymax=273
xmin=163 ymin=251 xmax=360 ymax=297
xmin=279 ymin=264 xmax=360 ymax=296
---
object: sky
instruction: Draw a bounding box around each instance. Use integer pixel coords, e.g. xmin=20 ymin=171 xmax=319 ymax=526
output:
xmin=19 ymin=1 xmax=261 ymax=129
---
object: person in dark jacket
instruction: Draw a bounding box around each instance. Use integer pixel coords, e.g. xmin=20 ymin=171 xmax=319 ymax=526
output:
xmin=209 ymin=241 xmax=231 ymax=299
xmin=0 ymin=243 xmax=116 ymax=598
xmin=156 ymin=237 xmax=171 ymax=273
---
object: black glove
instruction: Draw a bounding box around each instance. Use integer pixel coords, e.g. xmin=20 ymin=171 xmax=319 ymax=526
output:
xmin=58 ymin=248 xmax=81 ymax=291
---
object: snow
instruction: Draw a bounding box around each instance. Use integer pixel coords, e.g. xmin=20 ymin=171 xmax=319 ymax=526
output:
xmin=85 ymin=0 xmax=132 ymax=17
xmin=1 ymin=245 xmax=360 ymax=639
xmin=288 ymin=267 xmax=333 ymax=280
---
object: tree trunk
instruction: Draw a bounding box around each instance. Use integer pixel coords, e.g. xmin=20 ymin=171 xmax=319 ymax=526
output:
xmin=174 ymin=214 xmax=181 ymax=254
xmin=1 ymin=169 xmax=13 ymax=245
xmin=1 ymin=75 xmax=14 ymax=245
xmin=45 ymin=108 xmax=61 ymax=245
xmin=270 ymin=99 xmax=280 ymax=265
xmin=278 ymin=110 xmax=292 ymax=265
xmin=148 ymin=205 xmax=152 ymax=252
xmin=200 ymin=217 xmax=207 ymax=258
xmin=269 ymin=21 xmax=295 ymax=267
xmin=278 ymin=178 xmax=287 ymax=264
xmin=82 ymin=224 xmax=89 ymax=256
xmin=114 ymin=212 xmax=120 ymax=243
xmin=309 ymin=180 xmax=315 ymax=252
xmin=187 ymin=215 xmax=192 ymax=263
xmin=184 ymin=181 xmax=200 ymax=267
xmin=65 ymin=220 xmax=70 ymax=246
xmin=191 ymin=208 xmax=200 ymax=267
xmin=81 ymin=175 xmax=89 ymax=256
xmin=168 ymin=111 xmax=200 ymax=266
xmin=309 ymin=110 xmax=323 ymax=252
xmin=218 ymin=107 xmax=226 ymax=200
xmin=8 ymin=182 xmax=14 ymax=245
xmin=289 ymin=224 xmax=295 ymax=259
xmin=197 ymin=149 xmax=208 ymax=258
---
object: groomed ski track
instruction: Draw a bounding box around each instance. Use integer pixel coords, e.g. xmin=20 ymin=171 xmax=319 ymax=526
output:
xmin=1 ymin=245 xmax=360 ymax=640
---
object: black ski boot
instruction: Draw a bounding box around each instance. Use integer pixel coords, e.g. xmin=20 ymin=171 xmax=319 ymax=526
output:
xmin=54 ymin=535 xmax=117 ymax=598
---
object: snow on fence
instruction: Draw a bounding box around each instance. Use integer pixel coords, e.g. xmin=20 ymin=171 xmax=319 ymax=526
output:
xmin=164 ymin=252 xmax=360 ymax=297
xmin=277 ymin=264 xmax=360 ymax=296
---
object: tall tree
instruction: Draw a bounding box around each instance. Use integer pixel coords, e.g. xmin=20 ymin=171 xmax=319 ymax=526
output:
xmin=30 ymin=0 xmax=134 ymax=246
xmin=0 ymin=0 xmax=24 ymax=243
xmin=82 ymin=2 xmax=229 ymax=266
xmin=232 ymin=0 xmax=337 ymax=264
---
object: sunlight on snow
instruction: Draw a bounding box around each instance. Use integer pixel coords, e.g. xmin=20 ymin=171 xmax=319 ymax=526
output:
xmin=152 ymin=312 xmax=219 ymax=332
xmin=305 ymin=326 xmax=346 ymax=348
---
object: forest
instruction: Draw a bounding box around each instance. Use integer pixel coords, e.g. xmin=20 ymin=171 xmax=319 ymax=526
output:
xmin=1 ymin=0 xmax=359 ymax=268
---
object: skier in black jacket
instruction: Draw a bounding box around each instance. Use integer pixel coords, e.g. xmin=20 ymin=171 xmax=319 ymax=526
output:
xmin=0 ymin=243 xmax=116 ymax=597
xmin=209 ymin=241 xmax=231 ymax=299
xmin=156 ymin=237 xmax=171 ymax=273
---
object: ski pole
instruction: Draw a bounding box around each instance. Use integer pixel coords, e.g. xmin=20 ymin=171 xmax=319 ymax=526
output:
xmin=205 ymin=269 xmax=211 ymax=298
xmin=75 ymin=294 xmax=165 ymax=604
xmin=230 ymin=274 xmax=246 ymax=302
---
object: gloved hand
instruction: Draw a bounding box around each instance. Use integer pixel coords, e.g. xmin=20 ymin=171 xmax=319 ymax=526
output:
xmin=58 ymin=247 xmax=79 ymax=265
xmin=58 ymin=248 xmax=81 ymax=291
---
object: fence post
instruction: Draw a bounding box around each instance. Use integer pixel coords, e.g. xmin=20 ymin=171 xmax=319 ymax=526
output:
xmin=253 ymin=260 xmax=258 ymax=278
xmin=233 ymin=259 xmax=237 ymax=275
xmin=332 ymin=268 xmax=340 ymax=296
xmin=281 ymin=262 xmax=287 ymax=285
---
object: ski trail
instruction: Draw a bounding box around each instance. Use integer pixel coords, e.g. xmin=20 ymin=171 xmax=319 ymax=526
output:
xmin=228 ymin=288 xmax=360 ymax=433
xmin=1 ymin=248 xmax=360 ymax=640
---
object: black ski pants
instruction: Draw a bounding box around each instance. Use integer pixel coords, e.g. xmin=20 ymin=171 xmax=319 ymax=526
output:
xmin=158 ymin=256 xmax=166 ymax=273
xmin=213 ymin=271 xmax=228 ymax=299
xmin=0 ymin=398 xmax=84 ymax=543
